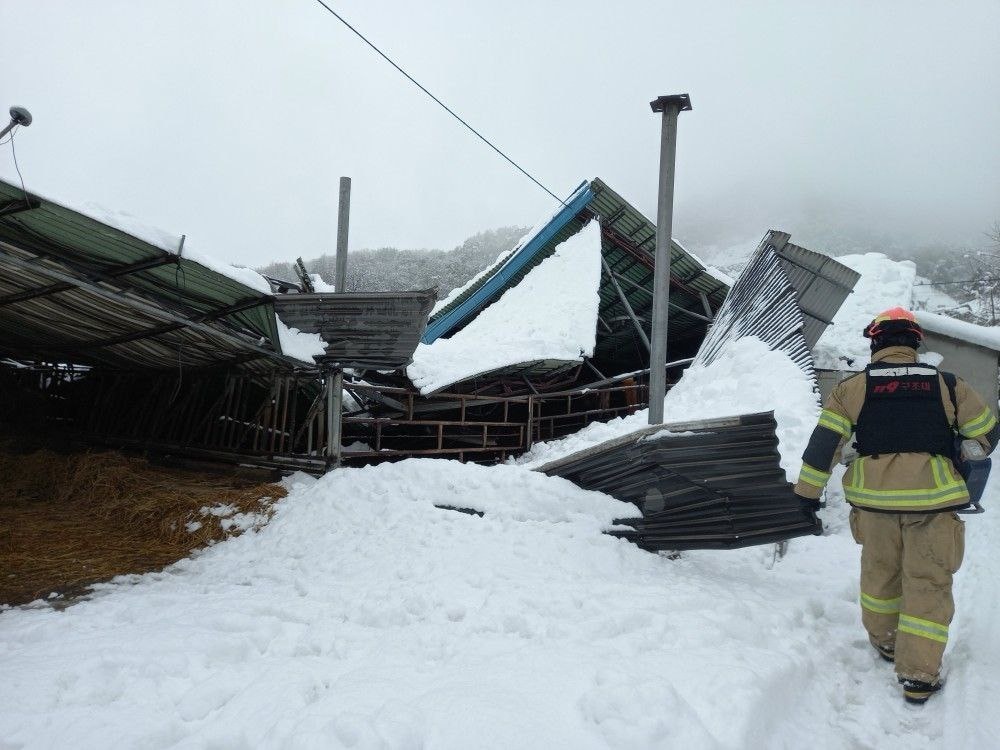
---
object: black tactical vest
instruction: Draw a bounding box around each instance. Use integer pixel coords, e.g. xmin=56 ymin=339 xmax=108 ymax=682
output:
xmin=855 ymin=363 xmax=954 ymax=457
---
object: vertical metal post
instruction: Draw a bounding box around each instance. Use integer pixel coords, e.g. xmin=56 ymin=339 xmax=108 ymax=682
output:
xmin=326 ymin=369 xmax=344 ymax=469
xmin=335 ymin=176 xmax=351 ymax=293
xmin=648 ymin=93 xmax=692 ymax=425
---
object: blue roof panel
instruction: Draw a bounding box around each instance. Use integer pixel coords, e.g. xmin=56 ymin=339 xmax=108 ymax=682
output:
xmin=421 ymin=181 xmax=594 ymax=344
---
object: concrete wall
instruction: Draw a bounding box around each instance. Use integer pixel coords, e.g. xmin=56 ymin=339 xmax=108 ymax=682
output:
xmin=922 ymin=331 xmax=999 ymax=407
xmin=816 ymin=369 xmax=851 ymax=404
xmin=816 ymin=335 xmax=999 ymax=408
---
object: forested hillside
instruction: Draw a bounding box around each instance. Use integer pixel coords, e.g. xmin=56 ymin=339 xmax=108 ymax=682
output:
xmin=259 ymin=226 xmax=528 ymax=297
xmin=884 ymin=222 xmax=1000 ymax=325
xmin=261 ymin=220 xmax=1000 ymax=326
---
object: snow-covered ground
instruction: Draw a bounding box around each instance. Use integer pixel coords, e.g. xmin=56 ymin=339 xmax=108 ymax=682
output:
xmin=4 ymin=453 xmax=998 ymax=747
xmin=4 ymin=249 xmax=1000 ymax=747
xmin=5 ymin=331 xmax=998 ymax=748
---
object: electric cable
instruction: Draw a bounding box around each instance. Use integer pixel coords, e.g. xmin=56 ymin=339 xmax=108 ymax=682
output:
xmin=8 ymin=128 xmax=31 ymax=206
xmin=309 ymin=0 xmax=565 ymax=205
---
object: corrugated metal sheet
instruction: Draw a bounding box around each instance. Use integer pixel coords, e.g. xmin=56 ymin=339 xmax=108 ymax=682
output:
xmin=539 ymin=411 xmax=822 ymax=551
xmin=0 ymin=179 xmax=298 ymax=374
xmin=274 ymin=290 xmax=436 ymax=369
xmin=774 ymin=240 xmax=861 ymax=348
xmin=693 ymin=231 xmax=819 ymax=384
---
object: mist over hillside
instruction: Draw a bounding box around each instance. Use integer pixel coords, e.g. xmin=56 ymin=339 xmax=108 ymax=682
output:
xmin=259 ymin=226 xmax=528 ymax=298
xmin=261 ymin=218 xmax=999 ymax=327
xmin=689 ymin=216 xmax=1000 ymax=327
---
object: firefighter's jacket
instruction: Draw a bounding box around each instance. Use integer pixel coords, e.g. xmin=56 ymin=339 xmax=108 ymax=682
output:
xmin=795 ymin=346 xmax=999 ymax=512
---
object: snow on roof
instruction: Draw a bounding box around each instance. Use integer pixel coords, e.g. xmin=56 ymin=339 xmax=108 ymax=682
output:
xmin=674 ymin=239 xmax=735 ymax=286
xmin=58 ymin=201 xmax=274 ymax=296
xmin=406 ymin=221 xmax=602 ymax=394
xmin=428 ymin=198 xmax=580 ymax=319
xmin=812 ymin=252 xmax=917 ymax=369
xmin=423 ymin=182 xmax=592 ymax=343
xmin=0 ymin=162 xmax=275 ymax=296
xmin=0 ymin=166 xmax=336 ymax=363
xmin=274 ymin=317 xmax=327 ymax=362
xmin=0 ymin=165 xmax=271 ymax=294
xmin=919 ymin=311 xmax=1000 ymax=352
xmin=74 ymin=202 xmax=333 ymax=363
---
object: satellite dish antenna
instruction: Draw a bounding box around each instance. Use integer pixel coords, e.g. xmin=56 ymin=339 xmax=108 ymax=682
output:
xmin=1 ymin=106 xmax=33 ymax=140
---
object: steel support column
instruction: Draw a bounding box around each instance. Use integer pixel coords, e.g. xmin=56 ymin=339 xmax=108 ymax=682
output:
xmin=336 ymin=177 xmax=351 ymax=292
xmin=326 ymin=369 xmax=344 ymax=469
xmin=648 ymin=93 xmax=691 ymax=425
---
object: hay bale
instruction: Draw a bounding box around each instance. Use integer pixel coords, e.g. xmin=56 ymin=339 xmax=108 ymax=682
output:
xmin=0 ymin=449 xmax=287 ymax=606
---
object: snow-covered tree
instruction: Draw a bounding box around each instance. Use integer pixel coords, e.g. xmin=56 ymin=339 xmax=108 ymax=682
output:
xmin=258 ymin=226 xmax=528 ymax=296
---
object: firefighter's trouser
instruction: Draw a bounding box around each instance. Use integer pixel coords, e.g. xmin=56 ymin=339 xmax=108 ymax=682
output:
xmin=849 ymin=508 xmax=965 ymax=683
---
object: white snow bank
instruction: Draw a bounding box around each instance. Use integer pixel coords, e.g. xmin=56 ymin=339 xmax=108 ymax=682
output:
xmin=4 ymin=358 xmax=998 ymax=747
xmin=407 ymin=222 xmax=602 ymax=394
xmin=813 ymin=253 xmax=917 ymax=370
xmin=520 ymin=336 xmax=820 ymax=483
xmin=919 ymin=311 xmax=1000 ymax=351
xmin=274 ymin=316 xmax=326 ymax=363
xmin=4 ymin=445 xmax=987 ymax=747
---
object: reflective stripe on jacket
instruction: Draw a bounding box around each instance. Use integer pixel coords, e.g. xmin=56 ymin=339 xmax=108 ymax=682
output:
xmin=794 ymin=346 xmax=999 ymax=513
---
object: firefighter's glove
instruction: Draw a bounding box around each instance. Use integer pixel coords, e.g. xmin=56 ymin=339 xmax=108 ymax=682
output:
xmin=795 ymin=493 xmax=821 ymax=512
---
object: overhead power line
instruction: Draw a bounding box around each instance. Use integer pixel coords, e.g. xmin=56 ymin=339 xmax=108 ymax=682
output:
xmin=310 ymin=0 xmax=564 ymax=205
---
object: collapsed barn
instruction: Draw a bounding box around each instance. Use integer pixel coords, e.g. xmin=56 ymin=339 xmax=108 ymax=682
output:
xmin=0 ymin=177 xmax=437 ymax=472
xmin=0 ymin=174 xmax=863 ymax=567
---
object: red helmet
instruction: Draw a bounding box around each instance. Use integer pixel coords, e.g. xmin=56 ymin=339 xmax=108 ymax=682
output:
xmin=863 ymin=307 xmax=923 ymax=340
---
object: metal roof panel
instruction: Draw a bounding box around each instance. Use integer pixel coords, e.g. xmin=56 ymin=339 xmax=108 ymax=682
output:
xmin=274 ymin=290 xmax=436 ymax=370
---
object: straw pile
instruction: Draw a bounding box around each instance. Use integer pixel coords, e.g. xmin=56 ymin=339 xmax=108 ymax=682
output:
xmin=0 ymin=449 xmax=287 ymax=606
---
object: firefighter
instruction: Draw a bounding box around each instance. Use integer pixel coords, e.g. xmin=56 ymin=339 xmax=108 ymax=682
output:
xmin=794 ymin=307 xmax=999 ymax=704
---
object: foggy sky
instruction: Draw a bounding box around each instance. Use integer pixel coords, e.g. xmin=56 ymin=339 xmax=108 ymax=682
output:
xmin=2 ymin=1 xmax=998 ymax=269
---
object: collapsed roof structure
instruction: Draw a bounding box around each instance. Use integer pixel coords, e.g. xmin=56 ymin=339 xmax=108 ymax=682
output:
xmin=0 ymin=177 xmax=434 ymax=471
xmin=540 ymin=412 xmax=823 ymax=551
xmin=0 ymin=180 xmax=295 ymax=375
xmin=406 ymin=179 xmax=731 ymax=395
xmin=0 ymin=171 xmax=865 ymax=551
xmin=539 ymin=231 xmax=861 ymax=550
